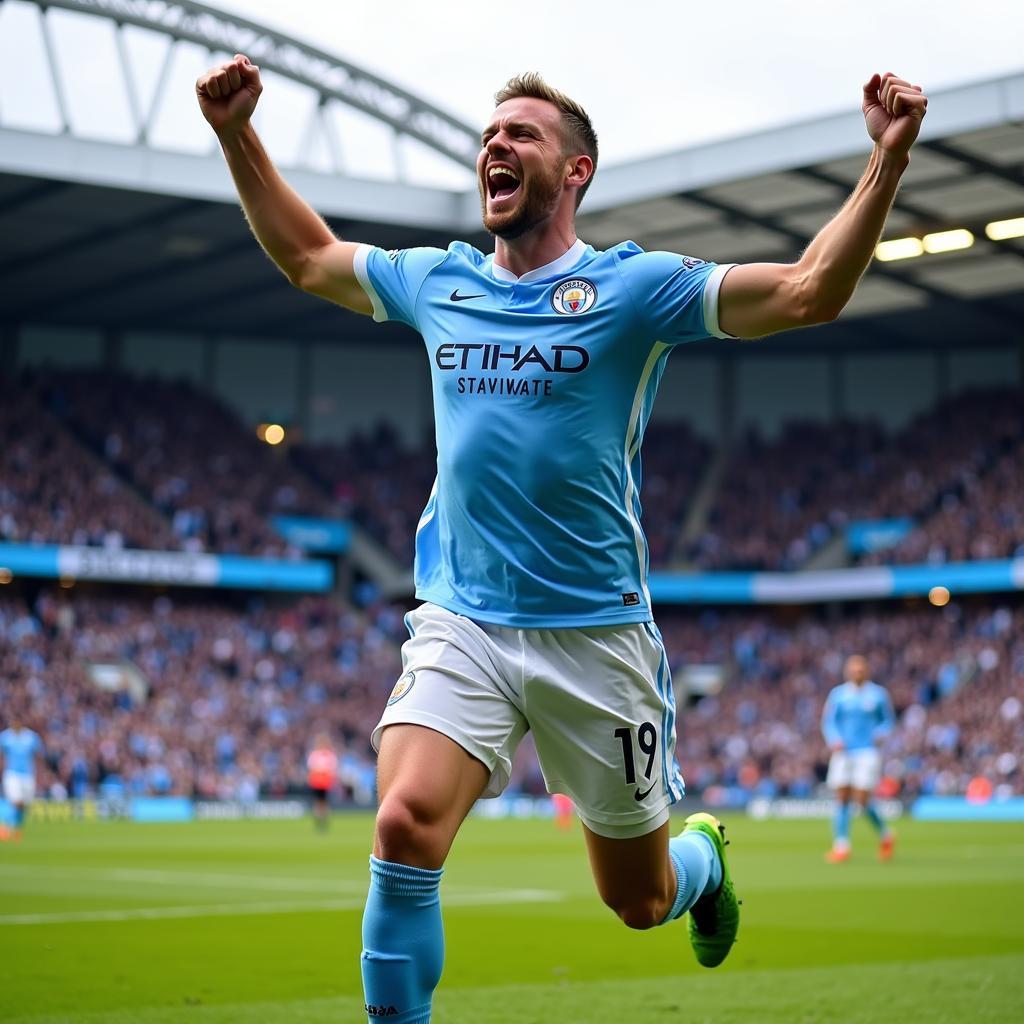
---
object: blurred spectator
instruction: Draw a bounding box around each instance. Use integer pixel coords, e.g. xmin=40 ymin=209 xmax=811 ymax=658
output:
xmin=0 ymin=589 xmax=403 ymax=801
xmin=32 ymin=369 xmax=332 ymax=556
xmin=0 ymin=377 xmax=175 ymax=550
xmin=692 ymin=389 xmax=1024 ymax=570
xmin=2 ymin=587 xmax=1019 ymax=803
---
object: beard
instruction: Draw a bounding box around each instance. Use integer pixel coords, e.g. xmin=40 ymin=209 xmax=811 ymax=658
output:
xmin=480 ymin=161 xmax=563 ymax=240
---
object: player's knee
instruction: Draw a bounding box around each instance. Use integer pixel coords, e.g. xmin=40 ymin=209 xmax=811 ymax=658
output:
xmin=374 ymin=793 xmax=444 ymax=866
xmin=611 ymin=896 xmax=665 ymax=931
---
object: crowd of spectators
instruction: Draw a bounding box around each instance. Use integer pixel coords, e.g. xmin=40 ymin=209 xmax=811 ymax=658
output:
xmin=292 ymin=424 xmax=437 ymax=563
xmin=3 ymin=585 xmax=1020 ymax=804
xmin=292 ymin=420 xmax=709 ymax=567
xmin=0 ymin=588 xmax=402 ymax=803
xmin=659 ymin=600 xmax=1023 ymax=800
xmin=30 ymin=370 xmax=332 ymax=557
xmin=0 ymin=377 xmax=176 ymax=550
xmin=6 ymin=369 xmax=1022 ymax=573
xmin=871 ymin=433 xmax=1024 ymax=564
xmin=690 ymin=388 xmax=1024 ymax=571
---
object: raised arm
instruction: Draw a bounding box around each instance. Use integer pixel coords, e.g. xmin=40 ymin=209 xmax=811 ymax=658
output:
xmin=195 ymin=54 xmax=372 ymax=316
xmin=717 ymin=73 xmax=928 ymax=340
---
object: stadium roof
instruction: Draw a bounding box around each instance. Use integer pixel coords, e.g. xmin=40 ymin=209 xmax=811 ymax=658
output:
xmin=0 ymin=0 xmax=1021 ymax=349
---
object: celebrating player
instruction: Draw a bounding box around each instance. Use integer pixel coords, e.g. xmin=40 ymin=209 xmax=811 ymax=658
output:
xmin=0 ymin=716 xmax=43 ymax=843
xmin=822 ymin=655 xmax=897 ymax=863
xmin=197 ymin=58 xmax=927 ymax=1022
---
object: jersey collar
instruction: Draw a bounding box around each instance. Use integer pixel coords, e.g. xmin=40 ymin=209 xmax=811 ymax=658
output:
xmin=489 ymin=239 xmax=587 ymax=284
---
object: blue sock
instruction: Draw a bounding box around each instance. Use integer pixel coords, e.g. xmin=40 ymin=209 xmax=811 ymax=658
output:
xmin=361 ymin=857 xmax=444 ymax=1024
xmin=661 ymin=831 xmax=722 ymax=923
xmin=863 ymin=802 xmax=888 ymax=836
xmin=834 ymin=802 xmax=852 ymax=845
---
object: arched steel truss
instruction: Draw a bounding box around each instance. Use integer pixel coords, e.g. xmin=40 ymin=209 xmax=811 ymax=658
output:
xmin=14 ymin=0 xmax=480 ymax=171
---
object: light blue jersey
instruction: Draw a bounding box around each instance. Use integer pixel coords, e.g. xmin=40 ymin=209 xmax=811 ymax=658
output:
xmin=821 ymin=681 xmax=895 ymax=752
xmin=354 ymin=239 xmax=733 ymax=627
xmin=0 ymin=728 xmax=42 ymax=776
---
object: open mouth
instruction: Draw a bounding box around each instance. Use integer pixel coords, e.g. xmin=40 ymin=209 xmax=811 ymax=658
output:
xmin=486 ymin=163 xmax=522 ymax=203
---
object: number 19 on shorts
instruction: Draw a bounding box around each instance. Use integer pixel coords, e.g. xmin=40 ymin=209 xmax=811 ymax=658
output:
xmin=614 ymin=722 xmax=658 ymax=801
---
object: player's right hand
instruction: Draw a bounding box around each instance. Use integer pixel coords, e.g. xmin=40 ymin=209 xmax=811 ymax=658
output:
xmin=196 ymin=54 xmax=262 ymax=136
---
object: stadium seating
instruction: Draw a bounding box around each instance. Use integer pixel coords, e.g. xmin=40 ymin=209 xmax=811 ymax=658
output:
xmin=0 ymin=377 xmax=177 ymax=550
xmin=30 ymin=369 xmax=332 ymax=556
xmin=690 ymin=388 xmax=1024 ymax=571
xmin=2 ymin=587 xmax=1018 ymax=802
xmin=0 ymin=589 xmax=403 ymax=802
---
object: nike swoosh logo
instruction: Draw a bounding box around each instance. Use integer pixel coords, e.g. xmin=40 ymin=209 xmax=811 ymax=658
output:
xmin=450 ymin=290 xmax=485 ymax=302
xmin=634 ymin=782 xmax=657 ymax=801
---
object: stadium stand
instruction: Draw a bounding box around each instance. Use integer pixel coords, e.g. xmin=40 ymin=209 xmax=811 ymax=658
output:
xmin=658 ymin=601 xmax=1023 ymax=800
xmin=292 ymin=425 xmax=438 ymax=563
xmin=871 ymin=430 xmax=1024 ymax=564
xmin=690 ymin=387 xmax=1024 ymax=571
xmin=2 ymin=583 xmax=1019 ymax=803
xmin=0 ymin=376 xmax=177 ymax=550
xmin=0 ymin=588 xmax=400 ymax=802
xmin=31 ymin=369 xmax=333 ymax=556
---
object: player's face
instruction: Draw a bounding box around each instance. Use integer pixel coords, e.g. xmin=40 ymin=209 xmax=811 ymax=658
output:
xmin=478 ymin=97 xmax=568 ymax=240
xmin=846 ymin=656 xmax=868 ymax=683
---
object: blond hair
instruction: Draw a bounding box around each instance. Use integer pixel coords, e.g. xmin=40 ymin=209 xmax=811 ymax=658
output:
xmin=494 ymin=72 xmax=598 ymax=207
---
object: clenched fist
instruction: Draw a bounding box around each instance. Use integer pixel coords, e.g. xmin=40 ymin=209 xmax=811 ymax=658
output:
xmin=196 ymin=53 xmax=262 ymax=137
xmin=863 ymin=72 xmax=927 ymax=159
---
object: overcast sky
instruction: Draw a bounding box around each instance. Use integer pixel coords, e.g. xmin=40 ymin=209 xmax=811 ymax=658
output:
xmin=215 ymin=0 xmax=1024 ymax=163
xmin=1 ymin=0 xmax=1021 ymax=185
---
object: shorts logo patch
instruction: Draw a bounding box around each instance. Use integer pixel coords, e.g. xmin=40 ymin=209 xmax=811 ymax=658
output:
xmin=387 ymin=672 xmax=416 ymax=706
xmin=551 ymin=277 xmax=597 ymax=315
xmin=681 ymin=255 xmax=705 ymax=270
xmin=622 ymin=592 xmax=640 ymax=607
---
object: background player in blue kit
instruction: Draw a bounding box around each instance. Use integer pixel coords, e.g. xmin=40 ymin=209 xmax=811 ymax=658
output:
xmin=822 ymin=655 xmax=897 ymax=863
xmin=0 ymin=716 xmax=43 ymax=844
xmin=197 ymin=57 xmax=928 ymax=1022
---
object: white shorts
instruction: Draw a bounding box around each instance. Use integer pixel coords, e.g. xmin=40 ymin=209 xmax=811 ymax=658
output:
xmin=372 ymin=603 xmax=685 ymax=839
xmin=2 ymin=770 xmax=35 ymax=804
xmin=827 ymin=749 xmax=882 ymax=792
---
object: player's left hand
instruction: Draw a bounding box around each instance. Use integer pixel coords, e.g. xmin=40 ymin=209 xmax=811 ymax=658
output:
xmin=862 ymin=73 xmax=927 ymax=158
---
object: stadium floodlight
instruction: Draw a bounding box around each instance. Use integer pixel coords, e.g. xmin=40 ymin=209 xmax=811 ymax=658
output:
xmin=258 ymin=423 xmax=286 ymax=445
xmin=922 ymin=229 xmax=974 ymax=254
xmin=928 ymin=585 xmax=951 ymax=607
xmin=0 ymin=567 xmax=12 ymax=584
xmin=875 ymin=237 xmax=924 ymax=261
xmin=985 ymin=216 xmax=1024 ymax=241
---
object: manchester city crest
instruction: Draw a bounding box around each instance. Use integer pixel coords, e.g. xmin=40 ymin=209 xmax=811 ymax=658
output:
xmin=551 ymin=277 xmax=597 ymax=315
xmin=387 ymin=671 xmax=416 ymax=705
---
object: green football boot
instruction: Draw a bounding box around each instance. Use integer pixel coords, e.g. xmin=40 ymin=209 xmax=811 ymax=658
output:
xmin=682 ymin=812 xmax=741 ymax=968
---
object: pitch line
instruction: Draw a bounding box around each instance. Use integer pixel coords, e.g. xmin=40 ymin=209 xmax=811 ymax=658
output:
xmin=0 ymin=889 xmax=562 ymax=926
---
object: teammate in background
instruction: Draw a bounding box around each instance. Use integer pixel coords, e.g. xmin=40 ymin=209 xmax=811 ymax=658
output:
xmin=822 ymin=655 xmax=897 ymax=863
xmin=197 ymin=55 xmax=927 ymax=1022
xmin=0 ymin=717 xmax=43 ymax=843
xmin=307 ymin=734 xmax=339 ymax=832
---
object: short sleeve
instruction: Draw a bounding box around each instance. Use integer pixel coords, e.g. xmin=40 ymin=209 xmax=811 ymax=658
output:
xmin=616 ymin=247 xmax=738 ymax=344
xmin=353 ymin=245 xmax=448 ymax=328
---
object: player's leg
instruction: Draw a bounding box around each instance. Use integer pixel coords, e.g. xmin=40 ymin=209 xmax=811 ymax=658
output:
xmin=0 ymin=772 xmax=12 ymax=839
xmin=852 ymin=749 xmax=893 ymax=860
xmin=373 ymin=724 xmax=490 ymax=867
xmin=361 ymin=604 xmax=527 ymax=1024
xmin=527 ymin=620 xmax=738 ymax=967
xmin=827 ymin=784 xmax=853 ymax=861
xmin=826 ymin=746 xmax=853 ymax=861
xmin=362 ymin=725 xmax=489 ymax=1024
xmin=2 ymin=772 xmax=28 ymax=841
xmin=582 ymin=819 xmax=720 ymax=929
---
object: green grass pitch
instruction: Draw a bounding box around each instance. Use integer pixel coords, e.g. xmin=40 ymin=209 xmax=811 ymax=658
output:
xmin=2 ymin=814 xmax=1023 ymax=1022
